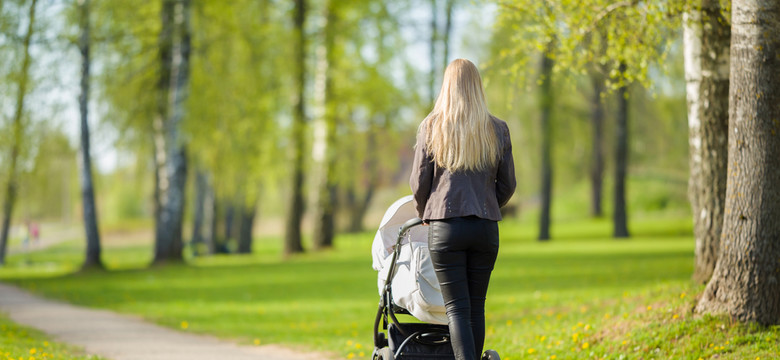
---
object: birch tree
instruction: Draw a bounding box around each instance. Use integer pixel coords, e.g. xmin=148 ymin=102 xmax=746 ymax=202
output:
xmin=0 ymin=0 xmax=37 ymax=265
xmin=77 ymin=0 xmax=103 ymax=269
xmin=684 ymin=0 xmax=731 ymax=283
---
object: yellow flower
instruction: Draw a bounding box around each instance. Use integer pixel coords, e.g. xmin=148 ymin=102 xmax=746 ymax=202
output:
xmin=347 ymin=353 xmax=355 ymax=359
xmin=355 ymin=343 xmax=363 ymax=349
xmin=680 ymin=292 xmax=687 ymax=298
xmin=180 ymin=321 xmax=189 ymax=330
xmin=673 ymin=314 xmax=679 ymax=319
xmin=359 ymin=352 xmax=365 ymax=357
xmin=506 ymin=320 xmax=513 ymax=326
xmin=646 ymin=306 xmax=652 ymax=311
xmin=528 ymin=348 xmax=536 ymax=354
xmin=29 ymin=350 xmax=36 ymax=355
xmin=42 ymin=342 xmax=49 ymax=347
xmin=346 ymin=340 xmax=353 ymax=346
xmin=550 ymin=356 xmax=557 ymax=360
xmin=253 ymin=339 xmax=261 ymax=346
xmin=582 ymin=342 xmax=589 ymax=349
xmin=540 ymin=335 xmax=546 ymax=342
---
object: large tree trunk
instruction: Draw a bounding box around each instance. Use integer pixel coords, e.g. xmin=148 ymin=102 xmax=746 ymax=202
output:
xmin=684 ymin=0 xmax=731 ymax=284
xmin=284 ymin=0 xmax=307 ymax=256
xmin=589 ymin=72 xmax=605 ymax=218
xmin=78 ymin=0 xmax=103 ymax=270
xmin=613 ymin=62 xmax=630 ymax=238
xmin=0 ymin=0 xmax=37 ymax=266
xmin=538 ymin=48 xmax=554 ymax=241
xmin=153 ymin=0 xmax=191 ymax=264
xmin=695 ymin=0 xmax=780 ymax=325
xmin=312 ymin=1 xmax=337 ymax=250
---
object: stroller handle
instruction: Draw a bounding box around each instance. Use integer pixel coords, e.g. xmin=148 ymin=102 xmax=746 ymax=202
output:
xmin=398 ymin=218 xmax=424 ymax=238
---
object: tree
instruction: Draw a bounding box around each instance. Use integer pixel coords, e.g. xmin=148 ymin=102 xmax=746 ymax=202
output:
xmin=613 ymin=62 xmax=630 ymax=238
xmin=695 ymin=0 xmax=780 ymax=325
xmin=0 ymin=0 xmax=37 ymax=266
xmin=684 ymin=0 xmax=730 ymax=283
xmin=153 ymin=0 xmax=191 ymax=264
xmin=538 ymin=44 xmax=554 ymax=241
xmin=588 ymin=69 xmax=606 ymax=218
xmin=77 ymin=0 xmax=103 ymax=269
xmin=311 ymin=0 xmax=338 ymax=250
xmin=284 ymin=0 xmax=307 ymax=256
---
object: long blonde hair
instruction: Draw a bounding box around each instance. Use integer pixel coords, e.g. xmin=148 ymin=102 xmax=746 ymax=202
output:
xmin=420 ymin=58 xmax=498 ymax=172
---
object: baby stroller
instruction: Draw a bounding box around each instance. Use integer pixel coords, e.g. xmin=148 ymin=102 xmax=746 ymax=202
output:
xmin=371 ymin=196 xmax=500 ymax=360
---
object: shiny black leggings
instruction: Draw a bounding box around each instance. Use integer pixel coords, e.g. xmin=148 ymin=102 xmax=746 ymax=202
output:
xmin=428 ymin=216 xmax=499 ymax=360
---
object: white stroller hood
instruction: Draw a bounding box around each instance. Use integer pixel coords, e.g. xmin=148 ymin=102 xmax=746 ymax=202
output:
xmin=372 ymin=196 xmax=448 ymax=325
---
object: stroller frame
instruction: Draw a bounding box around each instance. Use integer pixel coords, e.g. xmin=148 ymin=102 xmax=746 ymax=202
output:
xmin=372 ymin=218 xmax=453 ymax=360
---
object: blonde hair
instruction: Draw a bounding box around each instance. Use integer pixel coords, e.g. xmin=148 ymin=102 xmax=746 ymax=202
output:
xmin=420 ymin=58 xmax=498 ymax=172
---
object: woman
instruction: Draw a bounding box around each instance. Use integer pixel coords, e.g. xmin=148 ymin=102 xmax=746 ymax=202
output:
xmin=410 ymin=59 xmax=515 ymax=360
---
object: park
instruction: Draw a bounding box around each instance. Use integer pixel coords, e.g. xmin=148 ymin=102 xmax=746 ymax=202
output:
xmin=1 ymin=0 xmax=779 ymax=359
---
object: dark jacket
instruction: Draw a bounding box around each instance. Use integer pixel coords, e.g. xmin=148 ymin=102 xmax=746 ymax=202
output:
xmin=410 ymin=115 xmax=516 ymax=221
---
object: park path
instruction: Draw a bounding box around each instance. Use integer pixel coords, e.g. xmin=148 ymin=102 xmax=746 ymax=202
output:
xmin=0 ymin=283 xmax=335 ymax=360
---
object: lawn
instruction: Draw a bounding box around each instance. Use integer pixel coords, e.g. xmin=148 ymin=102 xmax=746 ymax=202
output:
xmin=0 ymin=312 xmax=106 ymax=360
xmin=1 ymin=217 xmax=778 ymax=360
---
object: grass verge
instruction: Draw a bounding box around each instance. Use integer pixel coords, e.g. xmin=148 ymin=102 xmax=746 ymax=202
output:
xmin=0 ymin=217 xmax=777 ymax=359
xmin=0 ymin=312 xmax=105 ymax=360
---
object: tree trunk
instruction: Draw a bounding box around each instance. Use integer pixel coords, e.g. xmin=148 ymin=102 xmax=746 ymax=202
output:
xmin=284 ymin=0 xmax=307 ymax=256
xmin=237 ymin=201 xmax=257 ymax=254
xmin=191 ymin=169 xmax=207 ymax=256
xmin=538 ymin=48 xmax=554 ymax=241
xmin=684 ymin=0 xmax=731 ymax=284
xmin=312 ymin=2 xmax=337 ymax=250
xmin=78 ymin=0 xmax=103 ymax=270
xmin=204 ymin=178 xmax=216 ymax=255
xmin=613 ymin=62 xmax=630 ymax=238
xmin=0 ymin=0 xmax=37 ymax=266
xmin=695 ymin=0 xmax=780 ymax=325
xmin=429 ymin=0 xmax=438 ymax=105
xmin=153 ymin=0 xmax=191 ymax=264
xmin=589 ymin=72 xmax=605 ymax=218
xmin=442 ymin=0 xmax=454 ymax=70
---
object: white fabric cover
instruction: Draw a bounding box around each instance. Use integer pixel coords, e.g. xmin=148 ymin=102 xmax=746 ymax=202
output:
xmin=372 ymin=196 xmax=448 ymax=325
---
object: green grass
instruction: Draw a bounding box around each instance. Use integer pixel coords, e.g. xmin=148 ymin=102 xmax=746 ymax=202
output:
xmin=0 ymin=312 xmax=105 ymax=360
xmin=1 ymin=217 xmax=778 ymax=360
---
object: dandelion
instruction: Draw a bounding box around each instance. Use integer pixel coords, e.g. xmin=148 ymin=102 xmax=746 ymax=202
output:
xmin=347 ymin=352 xmax=355 ymax=359
xmin=604 ymin=313 xmax=610 ymax=319
xmin=622 ymin=341 xmax=627 ymax=345
xmin=582 ymin=342 xmax=589 ymax=349
xmin=709 ymin=343 xmax=714 ymax=347
xmin=253 ymin=339 xmax=261 ymax=346
xmin=672 ymin=314 xmax=679 ymax=319
xmin=180 ymin=321 xmax=189 ymax=330
xmin=42 ymin=342 xmax=48 ymax=347
xmin=346 ymin=340 xmax=353 ymax=346
xmin=29 ymin=350 xmax=36 ymax=355
xmin=584 ymin=324 xmax=591 ymax=331
xmin=540 ymin=335 xmax=546 ymax=342
xmin=550 ymin=356 xmax=557 ymax=359
xmin=506 ymin=320 xmax=513 ymax=326
xmin=646 ymin=306 xmax=652 ymax=311
xmin=572 ymin=333 xmax=579 ymax=342
xmin=528 ymin=348 xmax=536 ymax=354
xmin=359 ymin=352 xmax=365 ymax=357
xmin=355 ymin=343 xmax=363 ymax=349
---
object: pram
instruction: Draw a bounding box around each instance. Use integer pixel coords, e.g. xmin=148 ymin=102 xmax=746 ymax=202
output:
xmin=371 ymin=196 xmax=500 ymax=360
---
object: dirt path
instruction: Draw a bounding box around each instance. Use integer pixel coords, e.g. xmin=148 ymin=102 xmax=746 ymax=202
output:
xmin=0 ymin=283 xmax=335 ymax=360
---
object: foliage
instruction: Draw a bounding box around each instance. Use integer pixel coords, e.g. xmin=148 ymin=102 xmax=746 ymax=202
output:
xmin=492 ymin=0 xmax=684 ymax=89
xmin=2 ymin=218 xmax=778 ymax=358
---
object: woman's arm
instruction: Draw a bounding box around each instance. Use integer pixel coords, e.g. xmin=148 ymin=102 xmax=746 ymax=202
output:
xmin=496 ymin=122 xmax=516 ymax=207
xmin=410 ymin=124 xmax=434 ymax=219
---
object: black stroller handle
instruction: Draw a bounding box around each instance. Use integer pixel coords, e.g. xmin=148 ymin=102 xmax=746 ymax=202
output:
xmin=398 ymin=218 xmax=424 ymax=238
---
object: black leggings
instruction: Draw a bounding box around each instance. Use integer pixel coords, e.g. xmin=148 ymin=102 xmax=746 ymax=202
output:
xmin=428 ymin=216 xmax=499 ymax=360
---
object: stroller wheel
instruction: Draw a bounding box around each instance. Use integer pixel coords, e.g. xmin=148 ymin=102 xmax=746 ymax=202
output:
xmin=482 ymin=349 xmax=500 ymax=360
xmin=374 ymin=347 xmax=394 ymax=360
